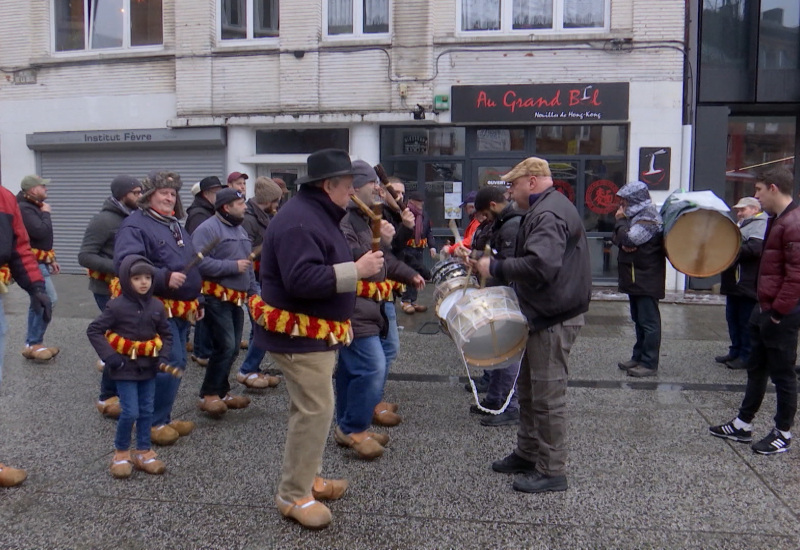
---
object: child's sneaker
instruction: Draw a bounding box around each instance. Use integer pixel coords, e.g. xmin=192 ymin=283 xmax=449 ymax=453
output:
xmin=709 ymin=420 xmax=752 ymax=442
xmin=752 ymin=428 xmax=791 ymax=455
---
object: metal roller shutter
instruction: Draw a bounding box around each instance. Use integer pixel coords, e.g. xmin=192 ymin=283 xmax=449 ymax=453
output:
xmin=41 ymin=149 xmax=226 ymax=274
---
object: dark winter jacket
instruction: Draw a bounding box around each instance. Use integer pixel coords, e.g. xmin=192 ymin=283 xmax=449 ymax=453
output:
xmin=0 ymin=186 xmax=44 ymax=293
xmin=340 ymin=205 xmax=418 ymax=338
xmin=613 ymin=181 xmax=666 ymax=300
xmin=193 ymin=213 xmax=259 ymax=295
xmin=756 ymin=202 xmax=800 ymax=318
xmin=242 ymin=199 xmax=272 ymax=249
xmin=86 ymin=255 xmax=172 ymax=381
xmin=254 ymin=184 xmax=357 ymax=354
xmin=113 ymin=210 xmax=203 ymax=302
xmin=185 ymin=195 xmax=215 ymax=234
xmin=16 ymin=191 xmax=53 ymax=255
xmin=491 ymin=186 xmax=592 ymax=331
xmin=482 ymin=203 xmax=522 ymax=287
xmin=720 ymin=213 xmax=767 ymax=300
xmin=78 ymin=196 xmax=133 ymax=295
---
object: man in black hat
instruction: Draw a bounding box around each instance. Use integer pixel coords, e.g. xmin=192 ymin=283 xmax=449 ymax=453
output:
xmin=186 ymin=175 xmax=226 ymax=367
xmin=253 ymin=148 xmax=384 ymax=530
xmin=79 ymin=174 xmax=142 ymax=419
xmin=399 ymin=190 xmax=435 ymax=314
xmin=191 ymin=188 xmax=257 ymax=416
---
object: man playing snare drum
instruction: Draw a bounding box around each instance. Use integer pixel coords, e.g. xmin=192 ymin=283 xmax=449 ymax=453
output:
xmin=472 ymin=156 xmax=591 ymax=494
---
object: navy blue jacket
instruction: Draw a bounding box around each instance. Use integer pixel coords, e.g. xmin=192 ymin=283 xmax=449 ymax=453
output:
xmin=254 ymin=184 xmax=356 ymax=354
xmin=113 ymin=210 xmax=202 ymax=302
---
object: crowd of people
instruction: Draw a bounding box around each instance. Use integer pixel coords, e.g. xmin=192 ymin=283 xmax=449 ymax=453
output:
xmin=0 ymin=151 xmax=798 ymax=530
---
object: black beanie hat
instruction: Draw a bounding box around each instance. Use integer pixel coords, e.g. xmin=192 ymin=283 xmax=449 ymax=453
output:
xmin=110 ymin=175 xmax=141 ymax=200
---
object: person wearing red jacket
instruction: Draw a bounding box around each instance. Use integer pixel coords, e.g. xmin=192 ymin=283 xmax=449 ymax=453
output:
xmin=710 ymin=167 xmax=800 ymax=455
xmin=0 ymin=184 xmax=53 ymax=487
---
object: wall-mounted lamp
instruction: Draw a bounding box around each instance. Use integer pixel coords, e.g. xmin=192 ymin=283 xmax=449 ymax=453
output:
xmin=412 ymin=104 xmax=426 ymax=120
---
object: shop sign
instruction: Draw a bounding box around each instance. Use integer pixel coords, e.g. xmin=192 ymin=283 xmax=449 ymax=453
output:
xmin=403 ymin=135 xmax=428 ymax=154
xmin=638 ymin=147 xmax=671 ymax=190
xmin=451 ymin=83 xmax=629 ymax=123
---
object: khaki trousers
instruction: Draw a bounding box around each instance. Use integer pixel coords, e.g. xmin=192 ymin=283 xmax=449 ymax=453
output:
xmin=272 ymin=351 xmax=336 ymax=502
xmin=515 ymin=316 xmax=582 ymax=477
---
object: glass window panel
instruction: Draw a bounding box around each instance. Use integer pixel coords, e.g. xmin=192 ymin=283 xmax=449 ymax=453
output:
xmin=477 ymin=165 xmax=515 ymax=187
xmin=758 ymin=0 xmax=800 ymax=101
xmin=587 ymin=236 xmax=618 ymax=280
xmin=380 ymin=128 xmax=466 ymax=157
xmin=255 ymin=0 xmax=279 ymax=37
xmin=513 ymin=0 xmax=552 ymax=30
xmin=90 ymin=0 xmax=123 ymax=49
xmin=535 ymin=125 xmax=626 ymax=156
xmin=563 ymin=0 xmax=604 ymax=28
xmin=328 ymin=0 xmax=354 ymax=34
xmin=422 ymin=163 xmax=463 ymax=229
xmin=55 ymin=0 xmax=86 ymax=51
xmin=221 ymin=0 xmax=247 ymax=39
xmin=476 ymin=129 xmax=525 ymax=151
xmin=462 ymin=0 xmax=500 ymax=31
xmin=130 ymin=0 xmax=162 ymax=46
xmin=255 ymin=129 xmax=350 ymax=154
xmin=364 ymin=0 xmax=389 ymax=33
xmin=549 ymin=161 xmax=578 ymax=206
xmin=583 ymin=159 xmax=624 ymax=233
xmin=725 ymin=116 xmax=796 ymax=207
xmin=699 ymin=0 xmax=755 ymax=102
xmin=378 ymin=161 xmax=418 ymax=190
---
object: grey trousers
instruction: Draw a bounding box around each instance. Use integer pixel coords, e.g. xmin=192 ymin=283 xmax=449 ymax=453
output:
xmin=515 ymin=315 xmax=583 ymax=477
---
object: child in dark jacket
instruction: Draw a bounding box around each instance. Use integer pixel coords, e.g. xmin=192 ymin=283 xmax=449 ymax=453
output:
xmin=87 ymin=254 xmax=172 ymax=478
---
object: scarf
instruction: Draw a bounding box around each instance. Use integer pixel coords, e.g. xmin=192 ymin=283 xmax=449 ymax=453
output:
xmin=409 ymin=201 xmax=424 ymax=244
xmin=110 ymin=197 xmax=133 ymax=217
xmin=144 ymin=208 xmax=185 ymax=247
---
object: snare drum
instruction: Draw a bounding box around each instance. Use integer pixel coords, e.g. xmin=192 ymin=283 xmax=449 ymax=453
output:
xmin=430 ymin=258 xmax=470 ymax=287
xmin=434 ymin=276 xmax=479 ymax=320
xmin=445 ymin=287 xmax=528 ymax=369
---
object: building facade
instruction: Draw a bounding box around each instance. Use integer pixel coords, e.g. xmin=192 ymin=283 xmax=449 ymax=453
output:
xmin=0 ymin=0 xmax=687 ymax=287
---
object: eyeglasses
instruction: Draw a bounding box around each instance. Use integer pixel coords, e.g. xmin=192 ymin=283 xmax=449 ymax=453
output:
xmin=131 ymin=189 xmax=143 ymax=196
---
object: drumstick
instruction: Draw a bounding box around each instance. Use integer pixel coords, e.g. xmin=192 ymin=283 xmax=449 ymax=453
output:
xmin=479 ymin=245 xmax=492 ymax=289
xmin=374 ymin=164 xmax=406 ymax=212
xmin=461 ymin=249 xmax=477 ymax=297
xmin=182 ymin=237 xmax=220 ymax=274
xmin=448 ymin=219 xmax=461 ymax=243
xmin=350 ymin=194 xmax=382 ymax=221
xmin=159 ymin=363 xmax=183 ymax=378
xmin=249 ymin=244 xmax=262 ymax=261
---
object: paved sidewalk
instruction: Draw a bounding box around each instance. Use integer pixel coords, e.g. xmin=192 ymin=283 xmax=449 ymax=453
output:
xmin=0 ymin=276 xmax=798 ymax=549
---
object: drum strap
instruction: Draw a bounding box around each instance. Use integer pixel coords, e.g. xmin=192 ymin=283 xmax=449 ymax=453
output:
xmin=463 ymin=349 xmax=523 ymax=415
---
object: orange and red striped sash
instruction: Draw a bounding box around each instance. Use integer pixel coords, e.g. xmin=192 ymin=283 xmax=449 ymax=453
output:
xmin=248 ymin=295 xmax=351 ymax=346
xmin=87 ymin=269 xmax=115 ymax=284
xmin=405 ymin=238 xmax=428 ymax=249
xmin=109 ymin=277 xmax=200 ymax=321
xmin=104 ymin=331 xmax=162 ymax=360
xmin=202 ymin=280 xmax=247 ymax=306
xmin=30 ymin=248 xmax=55 ymax=264
xmin=357 ymin=280 xmax=394 ymax=302
xmin=0 ymin=265 xmax=11 ymax=286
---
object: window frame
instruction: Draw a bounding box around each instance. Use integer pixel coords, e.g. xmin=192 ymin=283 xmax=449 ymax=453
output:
xmin=323 ymin=0 xmax=391 ymax=40
xmin=51 ymin=0 xmax=164 ymax=54
xmin=218 ymin=0 xmax=279 ymax=44
xmin=456 ymin=0 xmax=610 ymax=36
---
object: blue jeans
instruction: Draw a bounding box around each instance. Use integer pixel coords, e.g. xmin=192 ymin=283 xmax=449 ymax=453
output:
xmin=94 ymin=293 xmax=117 ymax=401
xmin=193 ymin=318 xmax=212 ymax=359
xmin=628 ymin=295 xmax=661 ymax=370
xmin=379 ymin=302 xmax=399 ymax=391
xmin=0 ymin=294 xmax=6 ymax=389
xmin=336 ymin=335 xmax=386 ymax=434
xmin=486 ymin=363 xmax=520 ymax=411
xmin=200 ymin=297 xmax=243 ymax=398
xmin=115 ymin=378 xmax=156 ymax=451
xmin=239 ymin=341 xmax=269 ymax=375
xmin=726 ymin=295 xmax=757 ymax=362
xmin=152 ymin=318 xmax=189 ymax=427
xmin=26 ymin=264 xmax=57 ymax=345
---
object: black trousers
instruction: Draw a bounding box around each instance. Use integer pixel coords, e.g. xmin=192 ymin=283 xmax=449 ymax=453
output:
xmin=628 ymin=295 xmax=661 ymax=370
xmin=739 ymin=309 xmax=800 ymax=431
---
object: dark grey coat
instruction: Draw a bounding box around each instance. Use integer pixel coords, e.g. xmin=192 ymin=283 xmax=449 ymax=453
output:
xmin=78 ymin=196 xmax=132 ymax=296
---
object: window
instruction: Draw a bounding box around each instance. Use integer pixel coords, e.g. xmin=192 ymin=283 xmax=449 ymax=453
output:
xmin=54 ymin=0 xmax=162 ymax=52
xmin=326 ymin=0 xmax=389 ymax=36
xmin=460 ymin=0 xmax=606 ymax=33
xmin=255 ymin=129 xmax=349 ymax=154
xmin=221 ymin=0 xmax=278 ymax=40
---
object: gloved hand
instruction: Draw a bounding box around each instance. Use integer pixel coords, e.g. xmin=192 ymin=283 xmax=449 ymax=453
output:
xmin=29 ymin=287 xmax=52 ymax=323
xmin=104 ymin=354 xmax=126 ymax=371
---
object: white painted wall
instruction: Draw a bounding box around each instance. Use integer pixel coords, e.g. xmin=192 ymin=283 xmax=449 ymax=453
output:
xmin=0 ymin=93 xmax=176 ymax=193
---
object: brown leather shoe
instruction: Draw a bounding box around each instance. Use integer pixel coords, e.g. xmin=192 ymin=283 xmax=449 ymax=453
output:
xmin=0 ymin=463 xmax=27 ymax=487
xmin=413 ymin=304 xmax=427 ymax=312
xmin=168 ymin=420 xmax=195 ymax=437
xmin=222 ymin=394 xmax=251 ymax=409
xmin=21 ymin=345 xmax=57 ymax=362
xmin=400 ymin=302 xmax=416 ymax=314
xmin=96 ymin=359 xmax=105 ymax=372
xmin=311 ymin=476 xmax=348 ymax=501
xmin=110 ymin=451 xmax=133 ymax=479
xmin=276 ymin=495 xmax=331 ymax=530
xmin=333 ymin=426 xmax=384 ymax=459
xmin=132 ymin=450 xmax=166 ymax=475
xmin=150 ymin=424 xmax=180 ymax=446
xmin=191 ymin=354 xmax=209 ymax=367
xmin=198 ymin=396 xmax=228 ymax=416
xmin=375 ymin=401 xmax=399 ymax=413
xmin=373 ymin=405 xmax=403 ymax=427
xmin=236 ymin=372 xmax=280 ymax=389
xmin=334 ymin=427 xmax=389 ymax=447
xmin=96 ymin=396 xmax=122 ymax=418
xmin=240 ymin=340 xmax=249 ymax=350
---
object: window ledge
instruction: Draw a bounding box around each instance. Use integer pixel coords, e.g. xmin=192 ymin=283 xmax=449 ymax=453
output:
xmin=434 ymin=30 xmax=630 ymax=45
xmin=319 ymin=36 xmax=392 ymax=49
xmin=30 ymin=48 xmax=174 ymax=69
xmin=213 ymin=39 xmax=280 ymax=54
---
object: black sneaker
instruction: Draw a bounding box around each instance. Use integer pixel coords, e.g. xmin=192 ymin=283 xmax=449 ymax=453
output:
xmin=726 ymin=357 xmax=748 ymax=370
xmin=480 ymin=409 xmax=520 ymax=427
xmin=512 ymin=471 xmax=568 ymax=494
xmin=617 ymin=359 xmax=638 ymax=371
xmin=709 ymin=420 xmax=752 ymax=443
xmin=752 ymin=428 xmax=791 ymax=455
xmin=715 ymin=353 xmax=736 ymax=364
xmin=491 ymin=452 xmax=537 ymax=474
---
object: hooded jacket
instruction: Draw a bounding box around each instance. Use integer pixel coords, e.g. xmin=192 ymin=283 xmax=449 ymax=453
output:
xmin=720 ymin=212 xmax=767 ymax=300
xmin=185 ymin=195 xmax=215 ymax=235
xmin=340 ymin=205 xmax=419 ymax=337
xmin=86 ymin=255 xmax=172 ymax=381
xmin=78 ymin=196 xmax=133 ymax=295
xmin=613 ymin=181 xmax=666 ymax=299
xmin=242 ymin=198 xmax=272 ymax=249
xmin=16 ymin=191 xmax=53 ymax=254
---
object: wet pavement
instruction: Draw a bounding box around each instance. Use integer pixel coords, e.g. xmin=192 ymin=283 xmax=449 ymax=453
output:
xmin=0 ymin=275 xmax=798 ymax=549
